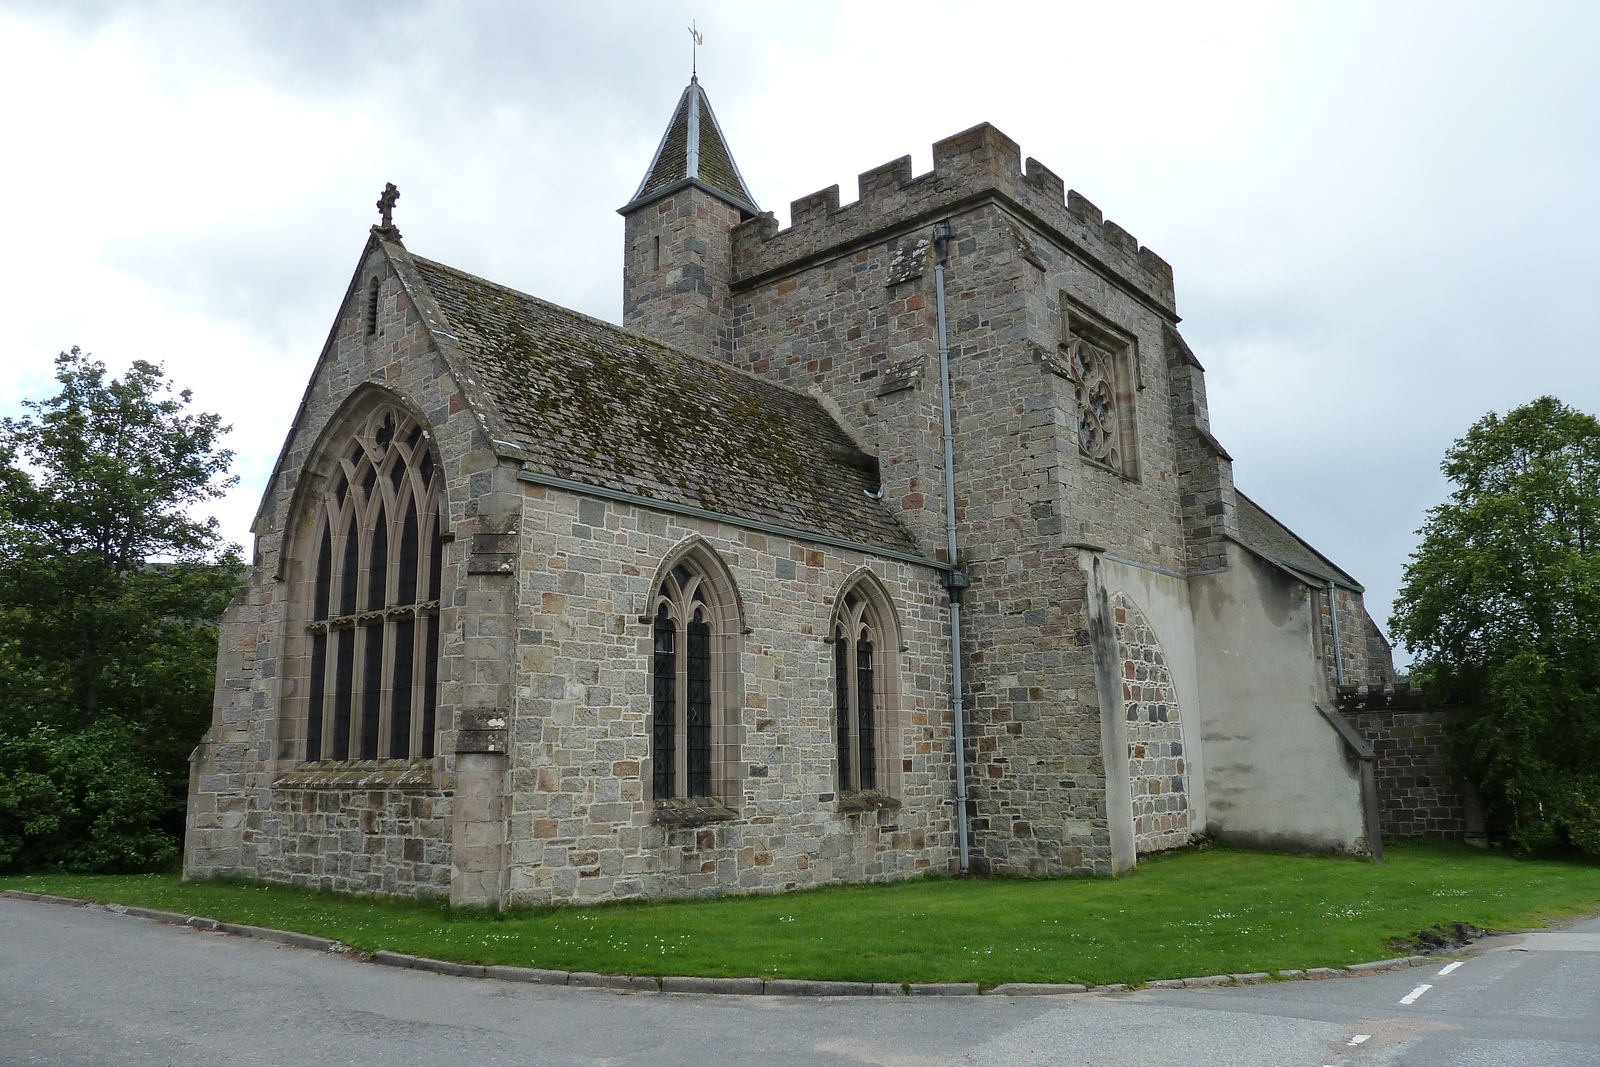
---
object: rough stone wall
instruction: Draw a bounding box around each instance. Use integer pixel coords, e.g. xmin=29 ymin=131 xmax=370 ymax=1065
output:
xmin=506 ymin=484 xmax=955 ymax=904
xmin=255 ymin=775 xmax=451 ymax=896
xmin=1349 ymin=708 xmax=1474 ymax=838
xmin=1162 ymin=326 xmax=1237 ymax=575
xmin=621 ymin=187 xmax=743 ymax=360
xmin=702 ymin=123 xmax=1220 ymax=875
xmin=1316 ymin=585 xmax=1394 ymax=691
xmin=1111 ymin=592 xmax=1191 ymax=853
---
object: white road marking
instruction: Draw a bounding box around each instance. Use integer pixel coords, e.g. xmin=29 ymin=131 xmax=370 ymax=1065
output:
xmin=1438 ymin=961 xmax=1463 ymax=976
xmin=1348 ymin=1034 xmax=1372 ymax=1045
xmin=1399 ymin=983 xmax=1434 ymax=1005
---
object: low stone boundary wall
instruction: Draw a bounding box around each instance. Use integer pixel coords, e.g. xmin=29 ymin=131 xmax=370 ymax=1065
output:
xmin=1339 ymin=688 xmax=1485 ymax=841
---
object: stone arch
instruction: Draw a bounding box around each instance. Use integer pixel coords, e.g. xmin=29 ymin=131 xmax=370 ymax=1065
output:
xmin=281 ymin=386 xmax=445 ymax=764
xmin=1111 ymin=591 xmax=1191 ymax=853
xmin=644 ymin=536 xmax=745 ymax=804
xmin=828 ymin=569 xmax=905 ymax=798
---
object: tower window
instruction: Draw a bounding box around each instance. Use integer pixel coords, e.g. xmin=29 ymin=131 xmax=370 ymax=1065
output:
xmin=653 ymin=235 xmax=661 ymax=271
xmin=365 ymin=278 xmax=382 ymax=336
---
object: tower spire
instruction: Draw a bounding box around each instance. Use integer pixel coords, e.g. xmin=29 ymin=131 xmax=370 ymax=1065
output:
xmin=620 ymin=75 xmax=759 ymax=219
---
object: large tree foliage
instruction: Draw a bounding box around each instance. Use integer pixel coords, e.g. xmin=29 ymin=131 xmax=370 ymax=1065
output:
xmin=0 ymin=349 xmax=245 ymax=871
xmin=1392 ymin=396 xmax=1600 ymax=854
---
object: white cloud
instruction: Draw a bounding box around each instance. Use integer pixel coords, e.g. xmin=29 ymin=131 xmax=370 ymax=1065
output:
xmin=3 ymin=0 xmax=1598 ymax=662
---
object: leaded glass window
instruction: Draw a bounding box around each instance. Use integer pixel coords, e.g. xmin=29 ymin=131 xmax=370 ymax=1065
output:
xmin=305 ymin=408 xmax=443 ymax=762
xmin=650 ymin=561 xmax=719 ymax=799
xmin=833 ymin=591 xmax=879 ymax=793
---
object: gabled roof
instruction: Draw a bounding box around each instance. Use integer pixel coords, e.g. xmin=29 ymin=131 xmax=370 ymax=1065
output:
xmin=1233 ymin=491 xmax=1362 ymax=591
xmin=621 ymin=76 xmax=759 ymax=217
xmin=405 ymin=254 xmax=917 ymax=556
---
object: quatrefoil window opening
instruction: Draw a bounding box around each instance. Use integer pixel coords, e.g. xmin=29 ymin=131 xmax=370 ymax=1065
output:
xmin=1065 ymin=334 xmax=1121 ymax=470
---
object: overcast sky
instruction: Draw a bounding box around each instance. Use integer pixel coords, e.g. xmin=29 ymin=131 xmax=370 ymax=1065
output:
xmin=3 ymin=1 xmax=1597 ymax=663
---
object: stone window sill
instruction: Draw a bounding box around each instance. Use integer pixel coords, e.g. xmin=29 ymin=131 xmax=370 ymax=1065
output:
xmin=651 ymin=796 xmax=738 ymax=827
xmin=274 ymin=760 xmax=436 ymax=791
xmin=837 ymin=789 xmax=902 ymax=814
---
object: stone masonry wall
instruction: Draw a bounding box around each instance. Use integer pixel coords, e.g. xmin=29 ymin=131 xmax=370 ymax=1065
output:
xmin=693 ymin=124 xmax=1228 ymax=875
xmin=1349 ymin=706 xmax=1475 ymax=839
xmin=1112 ymin=592 xmax=1191 ymax=854
xmin=622 ymin=186 xmax=744 ymax=361
xmin=506 ymin=483 xmax=956 ymax=903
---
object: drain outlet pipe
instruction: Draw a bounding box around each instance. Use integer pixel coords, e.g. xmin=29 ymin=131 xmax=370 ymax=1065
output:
xmin=933 ymin=219 xmax=970 ymax=873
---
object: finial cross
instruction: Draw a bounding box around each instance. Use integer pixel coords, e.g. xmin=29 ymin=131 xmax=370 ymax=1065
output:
xmin=376 ymin=182 xmax=400 ymax=229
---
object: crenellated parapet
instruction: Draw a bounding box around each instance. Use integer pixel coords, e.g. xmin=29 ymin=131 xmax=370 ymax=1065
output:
xmin=729 ymin=123 xmax=1176 ymax=314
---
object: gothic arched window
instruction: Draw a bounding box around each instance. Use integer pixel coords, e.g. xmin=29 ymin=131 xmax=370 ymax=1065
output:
xmin=832 ymin=579 xmax=900 ymax=796
xmin=649 ymin=549 xmax=740 ymax=801
xmin=304 ymin=406 xmax=443 ymax=762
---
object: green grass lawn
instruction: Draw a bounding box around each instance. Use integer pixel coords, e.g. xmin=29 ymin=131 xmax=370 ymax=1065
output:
xmin=5 ymin=841 xmax=1598 ymax=987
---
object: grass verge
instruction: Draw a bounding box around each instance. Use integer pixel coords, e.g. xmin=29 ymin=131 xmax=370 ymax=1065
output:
xmin=5 ymin=841 xmax=1598 ymax=987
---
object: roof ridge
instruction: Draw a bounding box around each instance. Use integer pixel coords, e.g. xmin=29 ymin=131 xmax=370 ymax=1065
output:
xmin=1234 ymin=489 xmax=1360 ymax=588
xmin=408 ymin=253 xmax=838 ymax=408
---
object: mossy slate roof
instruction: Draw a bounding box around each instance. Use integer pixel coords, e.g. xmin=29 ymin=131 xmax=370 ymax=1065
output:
xmin=627 ymin=77 xmax=758 ymax=216
xmin=1234 ymin=491 xmax=1360 ymax=590
xmin=412 ymin=256 xmax=918 ymax=555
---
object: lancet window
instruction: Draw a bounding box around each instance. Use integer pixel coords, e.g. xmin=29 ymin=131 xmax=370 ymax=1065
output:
xmin=652 ymin=564 xmax=712 ymax=798
xmin=650 ymin=555 xmax=736 ymax=801
xmin=833 ymin=585 xmax=892 ymax=794
xmin=303 ymin=407 xmax=443 ymax=762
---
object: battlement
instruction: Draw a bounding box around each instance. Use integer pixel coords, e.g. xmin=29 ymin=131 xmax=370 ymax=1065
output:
xmin=1336 ymin=681 xmax=1430 ymax=712
xmin=729 ymin=123 xmax=1176 ymax=313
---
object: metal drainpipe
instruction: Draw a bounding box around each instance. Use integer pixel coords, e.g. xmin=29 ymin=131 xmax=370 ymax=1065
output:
xmin=1327 ymin=579 xmax=1346 ymax=687
xmin=933 ymin=220 xmax=971 ymax=873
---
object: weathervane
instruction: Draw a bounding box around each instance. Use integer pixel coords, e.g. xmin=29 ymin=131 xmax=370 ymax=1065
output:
xmin=688 ymin=21 xmax=702 ymax=77
xmin=374 ymin=182 xmax=401 ymax=239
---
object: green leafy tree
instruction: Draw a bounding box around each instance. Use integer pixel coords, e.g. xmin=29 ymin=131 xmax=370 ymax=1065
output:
xmin=1392 ymin=396 xmax=1600 ymax=854
xmin=0 ymin=349 xmax=246 ymax=871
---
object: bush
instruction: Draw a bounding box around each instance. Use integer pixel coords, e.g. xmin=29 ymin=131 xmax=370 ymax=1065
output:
xmin=0 ymin=720 xmax=180 ymax=873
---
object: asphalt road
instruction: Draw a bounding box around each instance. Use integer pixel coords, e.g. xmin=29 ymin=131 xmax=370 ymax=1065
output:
xmin=2 ymin=897 xmax=1596 ymax=1066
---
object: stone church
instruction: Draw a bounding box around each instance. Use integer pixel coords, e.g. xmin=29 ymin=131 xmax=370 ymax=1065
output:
xmin=185 ymin=77 xmax=1398 ymax=907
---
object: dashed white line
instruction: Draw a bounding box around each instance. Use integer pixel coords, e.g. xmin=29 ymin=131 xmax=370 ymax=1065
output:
xmin=1347 ymin=1034 xmax=1372 ymax=1045
xmin=1438 ymin=960 xmax=1463 ymax=976
xmin=1399 ymin=983 xmax=1434 ymax=1005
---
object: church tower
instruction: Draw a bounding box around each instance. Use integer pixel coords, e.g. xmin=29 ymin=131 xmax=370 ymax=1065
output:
xmin=619 ymin=76 xmax=759 ymax=359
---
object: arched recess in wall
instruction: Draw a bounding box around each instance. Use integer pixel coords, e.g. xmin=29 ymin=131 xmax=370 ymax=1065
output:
xmin=283 ymin=387 xmax=445 ymax=764
xmin=645 ymin=537 xmax=745 ymax=803
xmin=829 ymin=569 xmax=904 ymax=799
xmin=1111 ymin=591 xmax=1191 ymax=853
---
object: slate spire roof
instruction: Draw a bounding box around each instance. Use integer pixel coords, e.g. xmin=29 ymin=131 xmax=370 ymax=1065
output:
xmin=622 ymin=76 xmax=759 ymax=217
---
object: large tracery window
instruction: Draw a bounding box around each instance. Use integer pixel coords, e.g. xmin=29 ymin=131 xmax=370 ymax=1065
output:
xmin=832 ymin=581 xmax=900 ymax=796
xmin=304 ymin=407 xmax=443 ymax=762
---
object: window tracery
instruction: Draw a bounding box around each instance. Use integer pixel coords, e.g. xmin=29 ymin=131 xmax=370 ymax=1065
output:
xmin=831 ymin=579 xmax=901 ymax=798
xmin=1063 ymin=333 xmax=1122 ymax=470
xmin=650 ymin=560 xmax=723 ymax=799
xmin=303 ymin=407 xmax=443 ymax=762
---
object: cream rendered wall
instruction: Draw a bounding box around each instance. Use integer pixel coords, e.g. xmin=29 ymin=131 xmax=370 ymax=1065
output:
xmin=1189 ymin=543 xmax=1367 ymax=853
